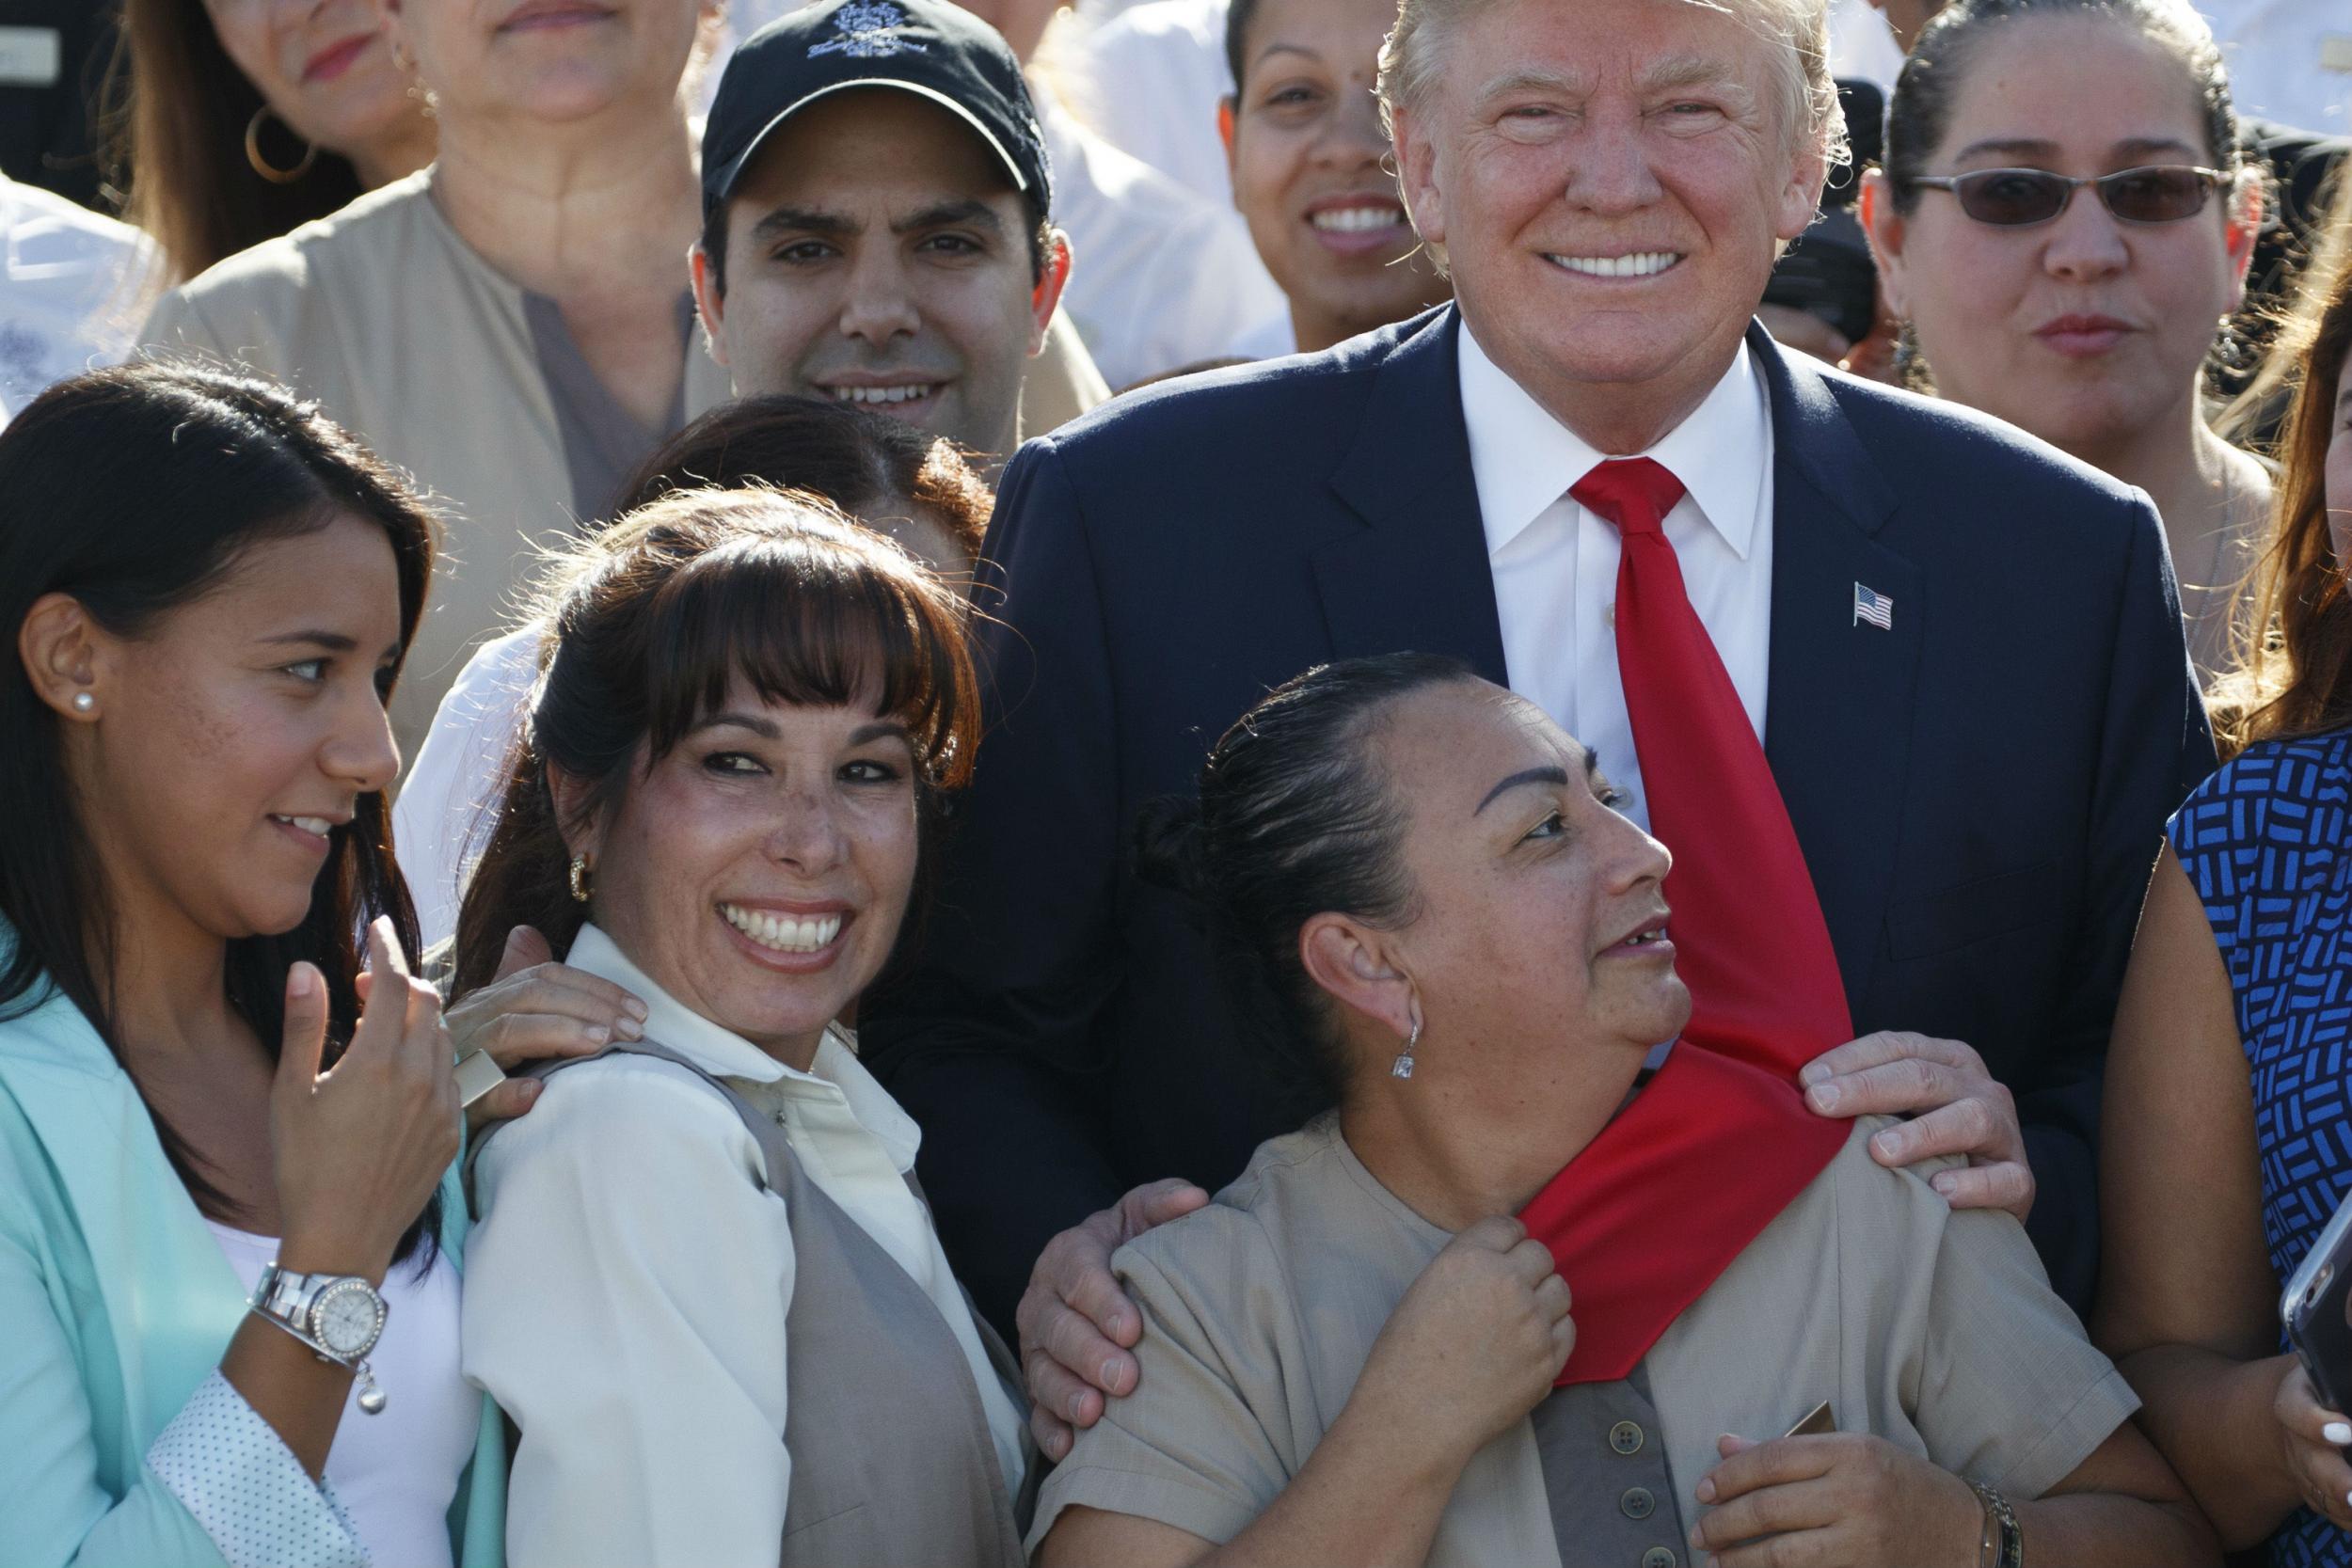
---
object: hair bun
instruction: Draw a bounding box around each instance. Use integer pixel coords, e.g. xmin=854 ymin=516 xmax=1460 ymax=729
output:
xmin=1131 ymin=794 xmax=1210 ymax=898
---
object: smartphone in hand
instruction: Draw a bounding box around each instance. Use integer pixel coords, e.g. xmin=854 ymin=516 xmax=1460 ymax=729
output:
xmin=2282 ymin=1189 xmax=2352 ymax=1413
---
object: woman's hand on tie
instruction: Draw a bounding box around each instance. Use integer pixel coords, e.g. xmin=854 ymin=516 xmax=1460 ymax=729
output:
xmin=1691 ymin=1432 xmax=1983 ymax=1567
xmin=1348 ymin=1216 xmax=1575 ymax=1474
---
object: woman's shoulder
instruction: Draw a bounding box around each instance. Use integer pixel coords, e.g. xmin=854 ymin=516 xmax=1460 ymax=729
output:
xmin=471 ymin=1049 xmax=761 ymax=1196
xmin=2173 ymin=726 xmax=2352 ymax=856
xmin=148 ymin=173 xmax=441 ymax=336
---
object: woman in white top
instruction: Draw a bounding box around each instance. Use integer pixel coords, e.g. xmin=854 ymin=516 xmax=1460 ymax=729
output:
xmin=453 ymin=487 xmax=1030 ymax=1568
xmin=0 ymin=364 xmax=548 ymax=1567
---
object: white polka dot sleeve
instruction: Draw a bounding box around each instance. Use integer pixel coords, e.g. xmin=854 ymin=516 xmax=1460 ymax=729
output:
xmin=145 ymin=1370 xmax=369 ymax=1568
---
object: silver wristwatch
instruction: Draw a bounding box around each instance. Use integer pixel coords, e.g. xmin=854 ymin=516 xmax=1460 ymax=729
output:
xmin=250 ymin=1261 xmax=390 ymax=1415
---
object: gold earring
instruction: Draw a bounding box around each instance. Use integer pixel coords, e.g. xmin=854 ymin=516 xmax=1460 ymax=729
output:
xmin=568 ymin=855 xmax=592 ymax=903
xmin=245 ymin=105 xmax=318 ymax=183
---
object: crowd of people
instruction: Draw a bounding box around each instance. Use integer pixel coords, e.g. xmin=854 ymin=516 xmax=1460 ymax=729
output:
xmin=0 ymin=0 xmax=2347 ymax=1565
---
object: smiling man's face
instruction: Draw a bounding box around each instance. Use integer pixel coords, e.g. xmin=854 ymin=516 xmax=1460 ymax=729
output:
xmin=692 ymin=88 xmax=1064 ymax=463
xmin=1391 ymin=0 xmax=1822 ymax=445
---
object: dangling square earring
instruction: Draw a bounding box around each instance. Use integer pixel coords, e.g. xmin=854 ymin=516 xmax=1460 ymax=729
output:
xmin=1391 ymin=1018 xmax=1421 ymax=1080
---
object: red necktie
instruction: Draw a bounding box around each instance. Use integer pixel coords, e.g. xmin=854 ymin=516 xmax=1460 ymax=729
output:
xmin=1518 ymin=457 xmax=1851 ymax=1385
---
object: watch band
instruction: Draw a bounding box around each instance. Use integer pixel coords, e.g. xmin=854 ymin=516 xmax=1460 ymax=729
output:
xmin=249 ymin=1262 xmax=390 ymax=1415
xmin=1969 ymin=1481 xmax=2023 ymax=1568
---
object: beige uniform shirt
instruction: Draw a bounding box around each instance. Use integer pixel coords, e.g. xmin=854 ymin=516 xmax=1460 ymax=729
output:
xmin=138 ymin=172 xmax=734 ymax=751
xmin=1034 ymin=1114 xmax=2137 ymax=1567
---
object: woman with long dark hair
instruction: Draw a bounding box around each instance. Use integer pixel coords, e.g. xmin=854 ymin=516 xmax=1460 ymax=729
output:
xmin=0 ymin=363 xmax=507 ymax=1568
xmin=104 ymin=0 xmax=435 ymax=284
xmin=2099 ymin=196 xmax=2352 ymax=1566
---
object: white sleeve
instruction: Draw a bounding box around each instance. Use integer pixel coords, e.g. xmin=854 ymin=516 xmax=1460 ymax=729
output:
xmin=461 ymin=1058 xmax=794 ymax=1568
xmin=392 ymin=628 xmax=540 ymax=957
xmin=145 ymin=1370 xmax=369 ymax=1568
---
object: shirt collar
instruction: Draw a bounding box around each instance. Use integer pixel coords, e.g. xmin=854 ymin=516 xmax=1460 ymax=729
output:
xmin=1458 ymin=321 xmax=1772 ymax=562
xmin=561 ymin=924 xmax=923 ymax=1171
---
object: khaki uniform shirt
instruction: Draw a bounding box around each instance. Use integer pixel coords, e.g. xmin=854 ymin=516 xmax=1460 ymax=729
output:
xmin=138 ymin=171 xmax=1108 ymax=753
xmin=1033 ymin=1114 xmax=2137 ymax=1568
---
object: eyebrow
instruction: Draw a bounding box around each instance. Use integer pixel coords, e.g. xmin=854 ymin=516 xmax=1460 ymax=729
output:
xmin=1473 ymin=67 xmax=1581 ymax=107
xmin=259 ymin=630 xmax=358 ymax=652
xmin=749 ymin=198 xmax=1004 ymax=243
xmin=1475 ymin=752 xmax=1599 ymax=815
xmin=1639 ymin=54 xmax=1743 ymax=95
xmin=689 ymin=713 xmax=914 ymax=747
xmin=1953 ymin=135 xmax=2203 ymax=162
xmin=1252 ymin=41 xmax=1325 ymax=68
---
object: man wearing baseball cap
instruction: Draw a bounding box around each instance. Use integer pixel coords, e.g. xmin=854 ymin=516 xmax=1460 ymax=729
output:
xmin=691 ymin=0 xmax=1078 ymax=472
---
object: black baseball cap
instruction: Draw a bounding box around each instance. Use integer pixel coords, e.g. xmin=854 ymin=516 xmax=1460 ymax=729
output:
xmin=702 ymin=0 xmax=1053 ymax=219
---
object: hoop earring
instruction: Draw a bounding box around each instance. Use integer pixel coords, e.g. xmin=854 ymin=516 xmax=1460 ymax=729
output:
xmin=568 ymin=855 xmax=593 ymax=904
xmin=1391 ymin=1017 xmax=1421 ymax=1081
xmin=245 ymin=105 xmax=318 ymax=184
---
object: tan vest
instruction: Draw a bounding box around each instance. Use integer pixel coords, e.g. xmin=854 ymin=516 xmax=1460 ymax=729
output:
xmin=473 ymin=1039 xmax=1035 ymax=1568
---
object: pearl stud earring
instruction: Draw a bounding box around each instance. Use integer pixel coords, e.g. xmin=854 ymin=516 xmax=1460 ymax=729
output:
xmin=71 ymin=691 xmax=95 ymax=714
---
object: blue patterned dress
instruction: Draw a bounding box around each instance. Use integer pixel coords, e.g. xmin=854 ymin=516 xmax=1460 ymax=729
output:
xmin=2169 ymin=727 xmax=2352 ymax=1568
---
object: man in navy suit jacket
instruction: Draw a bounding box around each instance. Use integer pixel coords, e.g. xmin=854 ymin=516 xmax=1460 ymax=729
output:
xmin=864 ymin=0 xmax=2212 ymax=1460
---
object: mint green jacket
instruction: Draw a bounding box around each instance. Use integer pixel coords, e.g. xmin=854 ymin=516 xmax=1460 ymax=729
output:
xmin=0 ymin=979 xmax=508 ymax=1567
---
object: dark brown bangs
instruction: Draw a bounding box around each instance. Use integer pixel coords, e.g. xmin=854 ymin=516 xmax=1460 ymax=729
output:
xmin=638 ymin=526 xmax=979 ymax=787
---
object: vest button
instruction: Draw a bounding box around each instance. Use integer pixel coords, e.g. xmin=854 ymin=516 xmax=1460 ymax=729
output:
xmin=1609 ymin=1419 xmax=1645 ymax=1455
xmin=1642 ymin=1549 xmax=1678 ymax=1568
xmin=1620 ymin=1486 xmax=1656 ymax=1520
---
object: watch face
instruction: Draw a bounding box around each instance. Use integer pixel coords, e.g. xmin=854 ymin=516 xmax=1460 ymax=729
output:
xmin=313 ymin=1281 xmax=385 ymax=1357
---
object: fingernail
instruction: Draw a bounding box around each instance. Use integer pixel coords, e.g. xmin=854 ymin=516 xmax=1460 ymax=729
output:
xmin=1101 ymin=1358 xmax=1125 ymax=1391
xmin=1799 ymin=1062 xmax=1830 ymax=1086
xmin=617 ymin=1015 xmax=644 ymax=1039
xmin=1048 ymin=1432 xmax=1069 ymax=1459
xmin=519 ymin=1080 xmax=542 ymax=1102
xmin=1872 ymin=1130 xmax=1900 ymax=1159
xmin=2327 ymin=1421 xmax=2351 ymax=1445
xmin=288 ymin=964 xmax=316 ymax=997
xmin=1107 ymin=1312 xmax=1131 ymax=1338
xmin=1932 ymin=1174 xmax=1958 ymax=1196
xmin=1695 ymin=1477 xmax=1716 ymax=1503
xmin=625 ymin=996 xmax=649 ymax=1021
xmin=1067 ymin=1392 xmax=1087 ymax=1420
xmin=1806 ymin=1082 xmax=1840 ymax=1112
xmin=586 ymin=1024 xmax=611 ymax=1045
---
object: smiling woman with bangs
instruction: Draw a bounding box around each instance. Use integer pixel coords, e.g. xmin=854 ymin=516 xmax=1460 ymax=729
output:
xmin=453 ymin=487 xmax=1033 ymax=1568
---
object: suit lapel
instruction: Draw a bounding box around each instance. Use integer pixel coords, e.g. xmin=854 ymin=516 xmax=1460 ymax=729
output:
xmin=1315 ymin=308 xmax=1510 ymax=685
xmin=1756 ymin=329 xmax=1921 ymax=1009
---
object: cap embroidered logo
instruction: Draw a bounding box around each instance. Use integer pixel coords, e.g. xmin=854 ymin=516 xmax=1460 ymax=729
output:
xmin=809 ymin=0 xmax=930 ymax=58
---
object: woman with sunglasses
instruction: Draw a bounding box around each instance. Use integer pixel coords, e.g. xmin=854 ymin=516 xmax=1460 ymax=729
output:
xmin=1861 ymin=0 xmax=2267 ymax=686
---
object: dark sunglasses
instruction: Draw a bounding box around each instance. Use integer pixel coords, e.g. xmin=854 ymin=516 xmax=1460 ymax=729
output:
xmin=1908 ymin=164 xmax=2229 ymax=227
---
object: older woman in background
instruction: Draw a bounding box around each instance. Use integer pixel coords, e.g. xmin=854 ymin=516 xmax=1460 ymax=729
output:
xmin=1033 ymin=656 xmax=2212 ymax=1568
xmin=142 ymin=0 xmax=734 ymax=747
xmin=1862 ymin=0 xmax=2268 ymax=683
xmin=2098 ymin=200 xmax=2352 ymax=1566
xmin=455 ymin=489 xmax=1031 ymax=1567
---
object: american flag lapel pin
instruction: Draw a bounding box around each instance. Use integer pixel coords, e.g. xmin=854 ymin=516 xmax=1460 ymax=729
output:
xmin=1852 ymin=582 xmax=1894 ymax=630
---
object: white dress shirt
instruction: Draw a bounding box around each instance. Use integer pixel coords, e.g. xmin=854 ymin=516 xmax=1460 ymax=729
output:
xmin=463 ymin=925 xmax=1025 ymax=1568
xmin=1458 ymin=322 xmax=1776 ymax=832
xmin=0 ymin=174 xmax=154 ymax=430
xmin=392 ymin=626 xmax=536 ymax=956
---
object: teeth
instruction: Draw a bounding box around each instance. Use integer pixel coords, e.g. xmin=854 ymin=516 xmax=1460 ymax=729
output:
xmin=273 ymin=816 xmax=333 ymax=836
xmin=1549 ymin=251 xmax=1680 ymax=278
xmin=1311 ymin=205 xmax=1405 ymax=232
xmin=823 ymin=385 xmax=936 ymax=405
xmin=720 ymin=904 xmax=844 ymax=954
